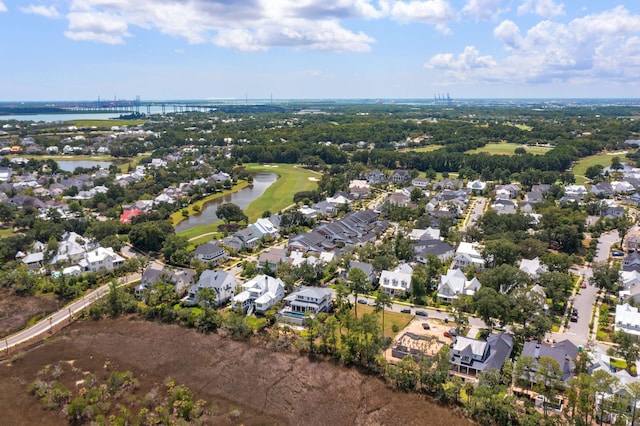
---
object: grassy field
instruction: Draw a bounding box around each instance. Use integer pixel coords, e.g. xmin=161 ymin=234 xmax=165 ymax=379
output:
xmin=7 ymin=154 xmax=114 ymax=161
xmin=242 ymin=164 xmax=319 ymax=222
xmin=572 ymin=151 xmax=625 ymax=184
xmin=353 ymin=304 xmax=413 ymax=338
xmin=467 ymin=142 xmax=553 ymax=156
xmin=404 ymin=145 xmax=443 ymax=153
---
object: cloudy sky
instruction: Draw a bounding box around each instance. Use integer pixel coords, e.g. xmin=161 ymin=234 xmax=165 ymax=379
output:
xmin=1 ymin=1 xmax=640 ymax=101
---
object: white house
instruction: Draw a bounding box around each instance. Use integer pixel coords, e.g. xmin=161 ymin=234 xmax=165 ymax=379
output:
xmin=378 ymin=265 xmax=413 ymax=296
xmin=437 ymin=268 xmax=481 ymax=303
xmin=452 ymin=242 xmax=485 ymax=271
xmin=232 ymin=274 xmax=285 ymax=314
xmin=188 ymin=269 xmax=237 ymax=306
xmin=519 ymin=257 xmax=547 ymax=279
xmin=282 ymin=286 xmax=333 ymax=316
xmin=467 ymin=179 xmax=487 ymax=193
xmin=194 ymin=241 xmax=227 ymax=264
xmin=615 ymin=303 xmax=640 ymax=337
xmin=78 ymin=247 xmax=125 ymax=273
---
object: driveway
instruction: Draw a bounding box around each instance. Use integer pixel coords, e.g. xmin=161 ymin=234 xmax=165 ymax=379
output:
xmin=461 ymin=197 xmax=486 ymax=231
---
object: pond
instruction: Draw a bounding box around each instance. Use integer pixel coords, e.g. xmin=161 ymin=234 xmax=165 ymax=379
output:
xmin=56 ymin=160 xmax=113 ymax=172
xmin=174 ymin=172 xmax=278 ymax=233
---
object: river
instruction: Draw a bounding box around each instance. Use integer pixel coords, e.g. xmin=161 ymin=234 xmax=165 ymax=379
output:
xmin=174 ymin=172 xmax=278 ymax=233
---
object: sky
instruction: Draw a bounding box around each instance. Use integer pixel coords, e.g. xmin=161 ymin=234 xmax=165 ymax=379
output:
xmin=1 ymin=0 xmax=640 ymax=101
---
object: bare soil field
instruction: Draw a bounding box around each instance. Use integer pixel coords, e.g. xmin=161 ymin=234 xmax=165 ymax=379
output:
xmin=0 ymin=317 xmax=473 ymax=425
xmin=0 ymin=289 xmax=62 ymax=337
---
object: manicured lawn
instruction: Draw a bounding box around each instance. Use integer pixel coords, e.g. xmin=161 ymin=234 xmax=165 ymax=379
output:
xmin=405 ymin=145 xmax=443 ymax=153
xmin=0 ymin=227 xmax=13 ymax=239
xmin=353 ymin=305 xmax=413 ymax=338
xmin=243 ymin=164 xmax=320 ymax=222
xmin=572 ymin=151 xmax=625 ymax=184
xmin=467 ymin=142 xmax=553 ymax=156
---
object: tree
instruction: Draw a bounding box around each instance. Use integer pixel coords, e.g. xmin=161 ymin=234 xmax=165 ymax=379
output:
xmin=482 ymin=239 xmax=520 ymax=266
xmin=196 ymin=287 xmax=217 ymax=308
xmin=534 ymin=356 xmax=563 ymax=418
xmin=628 ymin=381 xmax=640 ymax=426
xmin=479 ymin=264 xmax=531 ymax=294
xmin=611 ymin=156 xmax=623 ymax=172
xmin=216 ymin=203 xmax=247 ymax=225
xmin=161 ymin=234 xmax=191 ymax=265
xmin=374 ymin=291 xmax=392 ymax=338
xmin=612 ymin=330 xmax=640 ymax=368
xmin=585 ymin=164 xmax=605 ymax=181
xmin=590 ymin=261 xmax=622 ymax=292
xmin=128 ymin=220 xmax=174 ymax=253
xmin=472 ymin=287 xmax=509 ymax=326
xmin=593 ymin=370 xmax=618 ymax=426
xmin=347 ymin=267 xmax=371 ymax=317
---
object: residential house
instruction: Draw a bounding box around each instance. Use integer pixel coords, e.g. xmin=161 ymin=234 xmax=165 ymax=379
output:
xmin=615 ymin=303 xmax=640 ymax=337
xmin=519 ymin=257 xmax=547 ymax=279
xmin=612 ymin=181 xmax=635 ymax=194
xmin=194 ymin=241 xmax=228 ymax=264
xmin=414 ymin=238 xmax=455 ymax=264
xmin=347 ymin=261 xmax=376 ymax=283
xmin=591 ymin=182 xmax=615 ymax=198
xmin=467 ymin=179 xmax=487 ymax=194
xmin=137 ymin=265 xmax=195 ymax=297
xmin=491 ymin=199 xmax=517 ymax=215
xmin=22 ymin=252 xmax=44 ymax=268
xmin=525 ymin=191 xmax=544 ymax=204
xmin=623 ymin=251 xmax=640 ymax=272
xmin=366 ymin=169 xmax=386 ymax=184
xmin=390 ymin=170 xmax=411 ymax=184
xmin=282 ymin=286 xmax=333 ymax=317
xmin=311 ymin=200 xmax=338 ymax=217
xmin=408 ymin=227 xmax=440 ymax=241
xmin=232 ymin=274 xmax=285 ymax=314
xmin=519 ymin=340 xmax=579 ymax=383
xmin=348 ymin=180 xmax=371 ymax=198
xmin=452 ymin=242 xmax=485 ymax=271
xmin=625 ymin=228 xmax=640 ymax=251
xmin=386 ymin=191 xmax=411 ymax=207
xmin=434 ymin=179 xmax=462 ymax=190
xmin=618 ymin=270 xmax=640 ymax=303
xmin=437 ymin=268 xmax=481 ymax=303
xmin=602 ymin=205 xmax=625 ymax=219
xmin=79 ymin=247 xmax=125 ymax=273
xmin=495 ymin=184 xmax=521 ymax=199
xmin=120 ymin=208 xmax=143 ymax=224
xmin=379 ymin=265 xmax=413 ymax=296
xmin=251 ymin=217 xmax=280 ymax=239
xmin=449 ymin=333 xmax=514 ymax=380
xmin=187 ymin=269 xmax=237 ymax=306
xmin=564 ymin=185 xmax=588 ymax=197
xmin=411 ymin=177 xmax=431 ymax=189
xmin=258 ymin=248 xmax=287 ymax=272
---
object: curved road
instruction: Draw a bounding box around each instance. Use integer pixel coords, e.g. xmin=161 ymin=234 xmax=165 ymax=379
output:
xmin=3 ymin=273 xmax=140 ymax=353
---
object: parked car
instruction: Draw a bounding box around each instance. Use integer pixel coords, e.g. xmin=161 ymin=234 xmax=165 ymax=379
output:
xmin=400 ymin=308 xmax=411 ymax=314
xmin=367 ymin=300 xmax=376 ymax=306
xmin=421 ymin=322 xmax=430 ymax=330
xmin=415 ymin=310 xmax=428 ymax=317
xmin=444 ymin=327 xmax=457 ymax=338
xmin=357 ymin=299 xmax=367 ymax=305
xmin=581 ymin=283 xmax=587 ymax=289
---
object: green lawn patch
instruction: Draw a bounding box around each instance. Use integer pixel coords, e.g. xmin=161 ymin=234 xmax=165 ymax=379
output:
xmin=610 ymin=358 xmax=627 ymax=370
xmin=352 ymin=305 xmax=413 ymax=338
xmin=572 ymin=151 xmax=626 ymax=184
xmin=243 ymin=164 xmax=319 ymax=222
xmin=405 ymin=145 xmax=443 ymax=153
xmin=467 ymin=142 xmax=552 ymax=156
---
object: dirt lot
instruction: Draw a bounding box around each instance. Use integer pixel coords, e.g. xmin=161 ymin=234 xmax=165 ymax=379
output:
xmin=0 ymin=289 xmax=61 ymax=337
xmin=0 ymin=317 xmax=472 ymax=426
xmin=386 ymin=318 xmax=454 ymax=361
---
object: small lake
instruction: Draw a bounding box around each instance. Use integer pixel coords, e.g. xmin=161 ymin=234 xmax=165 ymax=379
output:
xmin=174 ymin=172 xmax=278 ymax=233
xmin=56 ymin=160 xmax=113 ymax=172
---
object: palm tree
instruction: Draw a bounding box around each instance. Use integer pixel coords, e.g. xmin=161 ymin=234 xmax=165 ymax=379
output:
xmin=374 ymin=291 xmax=393 ymax=338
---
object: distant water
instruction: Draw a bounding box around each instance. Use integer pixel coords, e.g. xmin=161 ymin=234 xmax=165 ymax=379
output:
xmin=56 ymin=160 xmax=113 ymax=172
xmin=0 ymin=112 xmax=121 ymax=122
xmin=175 ymin=172 xmax=277 ymax=233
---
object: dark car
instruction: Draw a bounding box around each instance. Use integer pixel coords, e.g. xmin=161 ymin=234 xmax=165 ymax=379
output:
xmin=400 ymin=308 xmax=411 ymax=314
xmin=357 ymin=299 xmax=367 ymax=305
xmin=415 ymin=310 xmax=428 ymax=317
xmin=570 ymin=314 xmax=578 ymax=322
xmin=421 ymin=322 xmax=430 ymax=330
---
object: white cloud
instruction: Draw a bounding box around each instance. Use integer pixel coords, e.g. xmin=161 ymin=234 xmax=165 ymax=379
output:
xmin=20 ymin=4 xmax=61 ymax=19
xmin=0 ymin=2 xmax=7 ymax=13
xmin=462 ymin=0 xmax=506 ymax=21
xmin=517 ymin=0 xmax=564 ymax=19
xmin=390 ymin=0 xmax=458 ymax=24
xmin=61 ymin=0 xmax=385 ymax=51
xmin=427 ymin=6 xmax=640 ymax=85
xmin=493 ymin=20 xmax=521 ymax=50
xmin=426 ymin=46 xmax=496 ymax=70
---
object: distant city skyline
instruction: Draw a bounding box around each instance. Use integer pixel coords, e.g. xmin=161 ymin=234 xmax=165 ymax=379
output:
xmin=1 ymin=1 xmax=640 ymax=101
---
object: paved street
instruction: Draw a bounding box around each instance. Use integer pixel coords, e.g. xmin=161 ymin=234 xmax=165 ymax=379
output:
xmin=552 ymin=230 xmax=619 ymax=346
xmin=461 ymin=196 xmax=486 ymax=231
xmin=3 ymin=272 xmax=141 ymax=352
